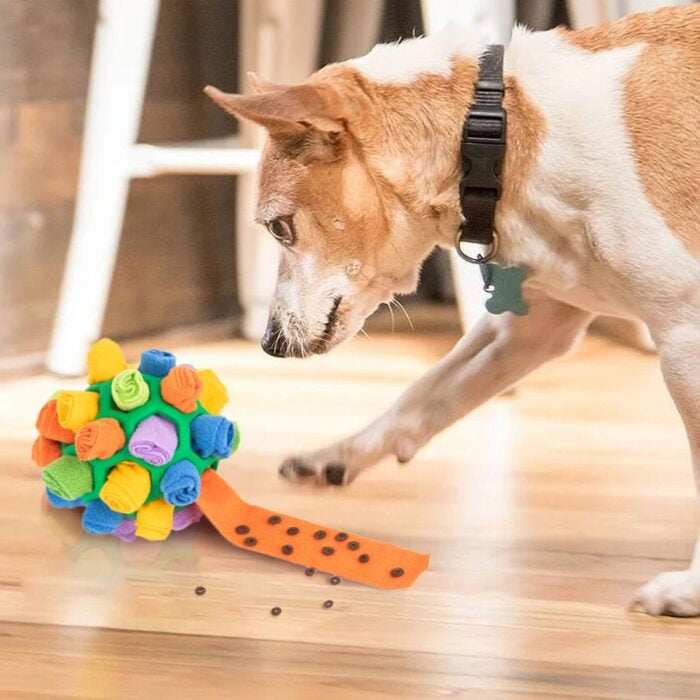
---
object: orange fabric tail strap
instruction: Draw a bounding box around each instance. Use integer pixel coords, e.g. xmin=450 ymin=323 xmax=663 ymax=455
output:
xmin=197 ymin=469 xmax=429 ymax=590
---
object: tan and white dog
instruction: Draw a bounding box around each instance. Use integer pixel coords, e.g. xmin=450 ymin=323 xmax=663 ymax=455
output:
xmin=207 ymin=6 xmax=700 ymax=616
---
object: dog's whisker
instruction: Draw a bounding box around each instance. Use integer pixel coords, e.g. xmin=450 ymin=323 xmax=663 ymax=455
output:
xmin=384 ymin=301 xmax=396 ymax=333
xmin=392 ymin=298 xmax=415 ymax=332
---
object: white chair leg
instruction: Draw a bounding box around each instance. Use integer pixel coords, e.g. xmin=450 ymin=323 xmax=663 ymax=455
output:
xmin=47 ymin=0 xmax=160 ymax=375
xmin=325 ymin=0 xmax=385 ymax=63
xmin=421 ymin=0 xmax=515 ymax=335
xmin=236 ymin=0 xmax=324 ymax=340
xmin=565 ymin=0 xmax=618 ymax=28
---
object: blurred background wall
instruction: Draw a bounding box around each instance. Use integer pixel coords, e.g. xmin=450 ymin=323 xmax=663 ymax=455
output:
xmin=0 ymin=0 xmax=240 ymax=359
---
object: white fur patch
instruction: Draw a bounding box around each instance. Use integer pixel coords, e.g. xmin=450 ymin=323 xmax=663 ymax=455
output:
xmin=347 ymin=22 xmax=485 ymax=84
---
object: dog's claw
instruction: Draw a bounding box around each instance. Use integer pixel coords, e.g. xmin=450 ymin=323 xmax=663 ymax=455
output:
xmin=630 ymin=570 xmax=700 ymax=617
xmin=323 ymin=463 xmax=347 ymax=485
xmin=278 ymin=457 xmax=317 ymax=481
xmin=279 ymin=455 xmax=354 ymax=486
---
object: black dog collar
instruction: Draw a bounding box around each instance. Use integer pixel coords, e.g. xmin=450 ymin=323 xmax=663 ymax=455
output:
xmin=455 ymin=44 xmax=507 ymax=263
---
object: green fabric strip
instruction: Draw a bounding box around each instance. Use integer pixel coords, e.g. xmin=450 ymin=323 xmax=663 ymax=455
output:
xmin=42 ymin=455 xmax=93 ymax=501
xmin=111 ymin=369 xmax=150 ymax=411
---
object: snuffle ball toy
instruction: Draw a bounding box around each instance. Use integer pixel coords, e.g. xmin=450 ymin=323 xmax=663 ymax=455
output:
xmin=31 ymin=338 xmax=429 ymax=589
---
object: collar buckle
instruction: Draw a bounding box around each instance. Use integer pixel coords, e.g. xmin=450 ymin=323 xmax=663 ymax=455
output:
xmin=457 ymin=44 xmax=507 ymax=256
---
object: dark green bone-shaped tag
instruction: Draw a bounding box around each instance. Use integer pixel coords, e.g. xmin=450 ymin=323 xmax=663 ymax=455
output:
xmin=480 ymin=263 xmax=528 ymax=316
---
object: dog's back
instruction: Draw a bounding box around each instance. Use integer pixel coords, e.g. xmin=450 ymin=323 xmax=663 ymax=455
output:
xmin=560 ymin=6 xmax=700 ymax=255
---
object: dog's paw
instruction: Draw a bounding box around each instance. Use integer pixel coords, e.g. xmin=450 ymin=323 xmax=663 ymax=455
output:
xmin=629 ymin=570 xmax=700 ymax=617
xmin=278 ymin=454 xmax=352 ymax=486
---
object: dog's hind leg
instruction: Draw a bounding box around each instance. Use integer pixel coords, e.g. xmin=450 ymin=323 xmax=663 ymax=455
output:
xmin=631 ymin=321 xmax=700 ymax=616
xmin=279 ymin=294 xmax=591 ymax=486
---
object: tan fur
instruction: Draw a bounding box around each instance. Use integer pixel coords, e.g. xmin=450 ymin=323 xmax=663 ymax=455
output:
xmin=561 ymin=6 xmax=700 ymax=255
xmin=206 ymin=54 xmax=546 ymax=353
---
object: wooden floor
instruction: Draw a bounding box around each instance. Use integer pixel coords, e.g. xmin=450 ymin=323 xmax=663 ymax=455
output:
xmin=2 ymin=330 xmax=700 ymax=699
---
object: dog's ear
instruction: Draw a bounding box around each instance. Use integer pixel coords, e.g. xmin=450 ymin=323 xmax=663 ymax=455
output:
xmin=204 ymin=83 xmax=345 ymax=144
xmin=246 ymin=72 xmax=284 ymax=95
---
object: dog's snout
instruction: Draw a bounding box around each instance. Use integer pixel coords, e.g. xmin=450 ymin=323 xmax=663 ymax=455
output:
xmin=261 ymin=317 xmax=288 ymax=358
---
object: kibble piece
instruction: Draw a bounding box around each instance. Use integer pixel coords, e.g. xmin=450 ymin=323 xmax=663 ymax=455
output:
xmin=304 ymin=567 xmax=316 ymax=576
xmin=390 ymin=567 xmax=404 ymax=578
xmin=271 ymin=607 xmax=282 ymax=616
xmin=323 ymin=600 xmax=334 ymax=609
xmin=329 ymin=576 xmax=341 ymax=586
xmin=195 ymin=586 xmax=206 ymax=596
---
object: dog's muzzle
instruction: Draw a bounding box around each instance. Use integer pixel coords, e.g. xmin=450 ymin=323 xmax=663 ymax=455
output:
xmin=260 ymin=317 xmax=289 ymax=357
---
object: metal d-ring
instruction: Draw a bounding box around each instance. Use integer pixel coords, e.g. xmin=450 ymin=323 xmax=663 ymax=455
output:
xmin=454 ymin=229 xmax=500 ymax=264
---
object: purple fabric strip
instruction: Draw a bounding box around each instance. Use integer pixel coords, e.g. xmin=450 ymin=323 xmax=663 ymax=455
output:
xmin=113 ymin=518 xmax=136 ymax=542
xmin=172 ymin=503 xmax=203 ymax=531
xmin=128 ymin=414 xmax=178 ymax=466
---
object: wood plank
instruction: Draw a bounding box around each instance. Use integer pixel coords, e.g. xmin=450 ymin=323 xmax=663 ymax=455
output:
xmin=2 ymin=332 xmax=700 ymax=697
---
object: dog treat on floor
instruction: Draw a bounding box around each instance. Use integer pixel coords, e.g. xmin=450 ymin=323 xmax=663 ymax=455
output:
xmin=31 ymin=338 xmax=430 ymax=589
xmin=197 ymin=469 xmax=429 ymax=590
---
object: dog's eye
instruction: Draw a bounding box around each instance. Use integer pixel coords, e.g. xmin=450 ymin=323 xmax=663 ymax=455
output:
xmin=266 ymin=217 xmax=295 ymax=247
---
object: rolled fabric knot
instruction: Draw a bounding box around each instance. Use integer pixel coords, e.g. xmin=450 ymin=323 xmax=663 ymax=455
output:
xmin=190 ymin=415 xmax=236 ymax=459
xmin=196 ymin=369 xmax=229 ymax=414
xmin=172 ymin=503 xmax=203 ymax=531
xmin=161 ymin=460 xmax=201 ymax=506
xmin=32 ymin=436 xmax=63 ymax=468
xmin=113 ymin=518 xmax=137 ymax=542
xmin=82 ymin=499 xmax=123 ymax=535
xmin=99 ymin=460 xmax=151 ymax=514
xmin=46 ymin=488 xmax=83 ymax=509
xmin=138 ymin=349 xmax=176 ymax=377
xmin=36 ymin=399 xmax=75 ymax=443
xmin=87 ymin=338 xmax=127 ymax=385
xmin=56 ymin=390 xmax=100 ymax=432
xmin=111 ymin=368 xmax=150 ymax=411
xmin=42 ymin=455 xmax=93 ymax=501
xmin=136 ymin=499 xmax=174 ymax=541
xmin=75 ymin=418 xmax=126 ymax=461
xmin=161 ymin=366 xmax=202 ymax=413
xmin=128 ymin=415 xmax=178 ymax=466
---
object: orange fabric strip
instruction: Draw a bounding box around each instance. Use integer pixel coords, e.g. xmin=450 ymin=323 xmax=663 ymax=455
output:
xmin=31 ymin=436 xmax=63 ymax=468
xmin=36 ymin=399 xmax=75 ymax=444
xmin=75 ymin=418 xmax=126 ymax=461
xmin=161 ymin=366 xmax=202 ymax=413
xmin=197 ymin=469 xmax=429 ymax=590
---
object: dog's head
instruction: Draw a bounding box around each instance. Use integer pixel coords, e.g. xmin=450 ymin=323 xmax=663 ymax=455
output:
xmin=206 ymin=66 xmax=447 ymax=357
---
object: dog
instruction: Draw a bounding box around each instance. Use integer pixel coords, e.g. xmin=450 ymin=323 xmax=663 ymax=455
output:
xmin=206 ymin=5 xmax=700 ymax=616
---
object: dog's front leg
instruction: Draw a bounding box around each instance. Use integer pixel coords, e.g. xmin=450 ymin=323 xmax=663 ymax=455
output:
xmin=632 ymin=322 xmax=700 ymax=616
xmin=280 ymin=295 xmax=591 ymax=485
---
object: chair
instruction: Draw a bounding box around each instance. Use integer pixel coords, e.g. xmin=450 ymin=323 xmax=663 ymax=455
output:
xmin=47 ymin=0 xmax=323 ymax=375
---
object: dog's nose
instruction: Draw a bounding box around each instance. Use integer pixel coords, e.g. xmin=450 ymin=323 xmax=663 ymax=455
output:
xmin=260 ymin=317 xmax=289 ymax=357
